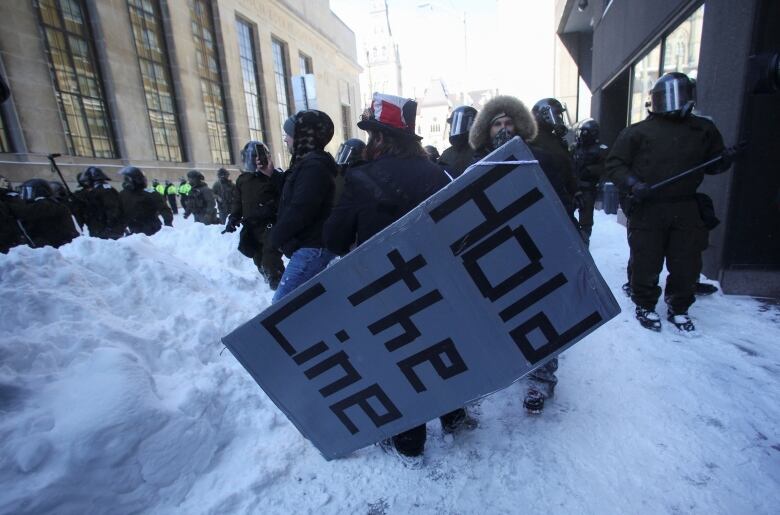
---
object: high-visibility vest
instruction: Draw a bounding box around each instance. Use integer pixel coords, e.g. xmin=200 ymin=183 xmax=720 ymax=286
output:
xmin=179 ymin=183 xmax=192 ymax=195
xmin=166 ymin=184 xmax=178 ymax=195
xmin=155 ymin=183 xmax=165 ymax=195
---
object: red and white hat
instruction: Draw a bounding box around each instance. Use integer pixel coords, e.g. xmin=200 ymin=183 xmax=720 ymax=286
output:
xmin=358 ymin=92 xmax=422 ymax=140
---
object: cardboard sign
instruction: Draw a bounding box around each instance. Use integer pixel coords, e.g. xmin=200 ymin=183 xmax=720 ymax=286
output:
xmin=223 ymin=138 xmax=620 ymax=460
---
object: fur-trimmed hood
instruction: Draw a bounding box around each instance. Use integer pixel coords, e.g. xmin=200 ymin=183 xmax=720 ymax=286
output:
xmin=469 ymin=95 xmax=538 ymax=150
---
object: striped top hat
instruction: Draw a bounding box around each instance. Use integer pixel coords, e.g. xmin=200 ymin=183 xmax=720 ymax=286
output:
xmin=357 ymin=92 xmax=422 ymax=140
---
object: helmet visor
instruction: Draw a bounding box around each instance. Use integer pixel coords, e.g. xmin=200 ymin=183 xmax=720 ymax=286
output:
xmin=335 ymin=143 xmax=354 ymax=165
xmin=449 ymin=110 xmax=476 ymax=138
xmin=651 ymin=79 xmax=696 ymax=113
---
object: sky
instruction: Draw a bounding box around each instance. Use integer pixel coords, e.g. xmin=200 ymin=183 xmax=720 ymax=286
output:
xmin=1 ymin=208 xmax=778 ymax=513
xmin=330 ymin=0 xmax=557 ymax=105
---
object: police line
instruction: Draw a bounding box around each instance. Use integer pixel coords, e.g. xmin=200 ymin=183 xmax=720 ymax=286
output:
xmin=223 ymin=137 xmax=621 ymax=460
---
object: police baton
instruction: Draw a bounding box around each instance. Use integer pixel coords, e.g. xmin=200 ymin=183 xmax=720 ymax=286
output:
xmin=648 ymin=155 xmax=724 ymax=191
xmin=46 ymin=153 xmax=74 ymax=196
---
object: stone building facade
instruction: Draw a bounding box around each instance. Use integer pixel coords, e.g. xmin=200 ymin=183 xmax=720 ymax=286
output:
xmin=0 ymin=0 xmax=361 ymax=186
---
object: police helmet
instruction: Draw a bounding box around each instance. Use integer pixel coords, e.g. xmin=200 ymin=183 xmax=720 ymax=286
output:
xmin=532 ymin=98 xmax=569 ymax=137
xmin=77 ymin=171 xmax=92 ymax=188
xmin=20 ymin=178 xmax=54 ymax=201
xmin=119 ymin=166 xmax=147 ymax=191
xmin=217 ymin=168 xmax=229 ymax=179
xmin=648 ymin=72 xmax=696 ymax=118
xmin=186 ymin=170 xmax=205 ymax=185
xmin=85 ymin=166 xmax=110 ymax=184
xmin=575 ymin=118 xmax=600 ymax=146
xmin=48 ymin=181 xmax=68 ymax=202
xmin=447 ymin=106 xmax=478 ymax=145
xmin=240 ymin=140 xmax=270 ymax=173
xmin=335 ymin=138 xmax=366 ymax=166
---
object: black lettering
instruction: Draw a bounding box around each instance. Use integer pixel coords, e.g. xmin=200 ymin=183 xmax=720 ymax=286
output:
xmin=397 ymin=338 xmax=468 ymax=393
xmin=261 ymin=283 xmax=326 ymax=356
xmin=304 ymin=350 xmax=362 ymax=397
xmin=293 ymin=341 xmax=329 ymax=365
xmin=510 ymin=311 xmax=603 ymax=364
xmin=367 ymin=290 xmax=444 ymax=352
xmin=462 ymin=224 xmax=543 ymax=301
xmin=499 ymin=273 xmax=568 ymax=322
xmin=348 ymin=249 xmax=427 ymax=306
xmin=329 ymin=383 xmax=402 ymax=435
xmin=428 ymin=161 xmax=543 ymax=256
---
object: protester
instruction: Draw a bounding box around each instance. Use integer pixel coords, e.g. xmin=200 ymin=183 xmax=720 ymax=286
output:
xmin=269 ymin=110 xmax=338 ymax=303
xmin=325 ymin=92 xmax=475 ymax=465
xmin=605 ymin=72 xmax=735 ymax=334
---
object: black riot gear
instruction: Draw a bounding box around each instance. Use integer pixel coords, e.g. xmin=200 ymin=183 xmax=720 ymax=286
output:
xmin=648 ymin=72 xmax=696 ymax=118
xmin=48 ymin=181 xmax=68 ymax=202
xmin=447 ymin=106 xmax=477 ymax=146
xmin=77 ymin=172 xmax=92 ymax=189
xmin=575 ymin=119 xmax=600 ymax=146
xmin=240 ymin=140 xmax=270 ymax=173
xmin=20 ymin=179 xmax=54 ymax=201
xmin=424 ymin=145 xmax=440 ymax=163
xmin=186 ymin=170 xmax=205 ymax=185
xmin=335 ymin=138 xmax=366 ymax=166
xmin=217 ymin=168 xmax=229 ymax=179
xmin=532 ymin=98 xmax=570 ymax=138
xmin=119 ymin=166 xmax=147 ymax=191
xmin=85 ymin=166 xmax=111 ymax=184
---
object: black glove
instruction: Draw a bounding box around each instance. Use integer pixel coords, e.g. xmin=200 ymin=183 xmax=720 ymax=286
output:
xmin=224 ymin=215 xmax=240 ymax=233
xmin=722 ymin=141 xmax=747 ymax=162
xmin=625 ymin=175 xmax=651 ymax=199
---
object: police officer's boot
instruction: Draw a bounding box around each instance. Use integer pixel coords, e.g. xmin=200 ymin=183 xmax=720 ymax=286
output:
xmin=635 ymin=306 xmax=661 ymax=332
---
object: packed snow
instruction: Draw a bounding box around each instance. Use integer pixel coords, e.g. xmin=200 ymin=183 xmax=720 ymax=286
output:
xmin=0 ymin=211 xmax=778 ymax=514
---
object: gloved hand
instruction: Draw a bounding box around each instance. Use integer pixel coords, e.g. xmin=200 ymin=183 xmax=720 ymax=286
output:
xmin=631 ymin=181 xmax=651 ymax=199
xmin=224 ymin=215 xmax=240 ymax=233
xmin=722 ymin=141 xmax=747 ymax=162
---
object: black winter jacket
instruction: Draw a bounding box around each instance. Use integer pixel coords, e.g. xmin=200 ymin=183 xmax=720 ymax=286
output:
xmin=324 ymin=154 xmax=451 ymax=255
xmin=9 ymin=198 xmax=79 ymax=248
xmin=230 ymin=170 xmax=284 ymax=225
xmin=119 ymin=188 xmax=173 ymax=236
xmin=270 ymin=150 xmax=336 ymax=257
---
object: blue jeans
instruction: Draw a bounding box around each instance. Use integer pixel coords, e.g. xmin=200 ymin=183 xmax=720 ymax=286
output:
xmin=272 ymin=247 xmax=336 ymax=304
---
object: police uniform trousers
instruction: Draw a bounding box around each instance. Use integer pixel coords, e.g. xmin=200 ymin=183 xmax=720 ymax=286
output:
xmin=627 ymin=198 xmax=707 ymax=314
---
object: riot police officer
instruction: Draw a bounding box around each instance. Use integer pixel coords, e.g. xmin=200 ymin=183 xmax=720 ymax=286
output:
xmin=183 ymin=170 xmax=218 ymax=224
xmin=531 ymin=98 xmax=578 ymax=211
xmin=212 ymin=168 xmax=236 ymax=224
xmin=84 ymin=166 xmax=124 ymax=239
xmin=225 ymin=141 xmax=285 ymax=290
xmin=605 ymin=72 xmax=735 ymax=333
xmin=119 ymin=166 xmax=173 ymax=236
xmin=438 ymin=105 xmax=477 ymax=178
xmin=334 ymin=138 xmax=366 ymax=204
xmin=570 ymin=119 xmax=608 ymax=243
xmin=11 ymin=179 xmax=79 ymax=248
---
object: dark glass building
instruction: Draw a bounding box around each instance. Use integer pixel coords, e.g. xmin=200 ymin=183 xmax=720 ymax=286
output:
xmin=556 ymin=0 xmax=780 ymax=298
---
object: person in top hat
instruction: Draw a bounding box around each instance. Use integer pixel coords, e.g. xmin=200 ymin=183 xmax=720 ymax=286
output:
xmin=324 ymin=92 xmax=475 ymax=465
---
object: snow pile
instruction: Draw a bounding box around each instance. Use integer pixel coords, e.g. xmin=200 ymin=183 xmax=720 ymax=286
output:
xmin=0 ymin=213 xmax=778 ymax=514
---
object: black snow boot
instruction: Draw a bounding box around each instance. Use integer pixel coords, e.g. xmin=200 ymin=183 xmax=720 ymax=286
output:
xmin=440 ymin=409 xmax=478 ymax=434
xmin=622 ymin=282 xmax=632 ymax=297
xmin=635 ymin=306 xmax=661 ymax=331
xmin=523 ymin=388 xmax=545 ymax=414
xmin=695 ymin=282 xmax=718 ymax=296
xmin=667 ymin=310 xmax=697 ymax=335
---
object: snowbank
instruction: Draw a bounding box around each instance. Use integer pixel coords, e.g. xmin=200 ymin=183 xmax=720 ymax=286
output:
xmin=0 ymin=213 xmax=778 ymax=514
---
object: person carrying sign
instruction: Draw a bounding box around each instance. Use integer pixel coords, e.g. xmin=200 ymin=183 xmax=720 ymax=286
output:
xmin=469 ymin=94 xmax=579 ymax=414
xmin=324 ymin=92 xmax=475 ymax=464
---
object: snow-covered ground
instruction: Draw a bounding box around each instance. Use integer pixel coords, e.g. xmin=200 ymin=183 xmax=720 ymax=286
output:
xmin=1 ymin=211 xmax=778 ymax=515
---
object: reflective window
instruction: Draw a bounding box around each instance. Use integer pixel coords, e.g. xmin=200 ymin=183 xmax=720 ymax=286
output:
xmin=663 ymin=5 xmax=705 ymax=79
xmin=36 ymin=0 xmax=116 ymax=158
xmin=236 ymin=19 xmax=266 ymax=144
xmin=341 ymin=104 xmax=351 ymax=140
xmin=0 ymin=111 xmax=9 ymax=152
xmin=629 ymin=43 xmax=661 ymax=124
xmin=191 ymin=0 xmax=231 ymax=164
xmin=299 ymin=53 xmax=313 ymax=75
xmin=272 ymin=38 xmax=292 ymax=163
xmin=127 ymin=0 xmax=183 ymax=161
